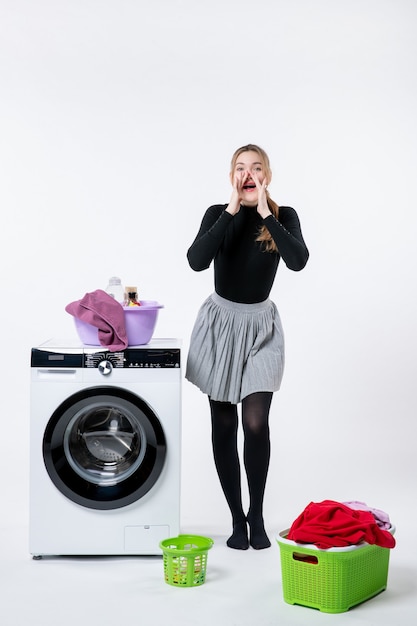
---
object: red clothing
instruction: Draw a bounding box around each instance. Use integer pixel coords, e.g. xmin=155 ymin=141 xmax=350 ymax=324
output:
xmin=287 ymin=500 xmax=395 ymax=549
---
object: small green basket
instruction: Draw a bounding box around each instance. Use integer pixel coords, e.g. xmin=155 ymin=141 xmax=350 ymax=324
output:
xmin=276 ymin=527 xmax=395 ymax=613
xmin=159 ymin=535 xmax=214 ymax=587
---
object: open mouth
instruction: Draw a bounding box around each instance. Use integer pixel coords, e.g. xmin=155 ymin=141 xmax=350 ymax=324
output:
xmin=243 ymin=183 xmax=256 ymax=190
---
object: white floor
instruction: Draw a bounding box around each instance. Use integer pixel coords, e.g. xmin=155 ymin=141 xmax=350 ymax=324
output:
xmin=2 ymin=386 xmax=416 ymax=625
xmin=1 ymin=515 xmax=416 ymax=626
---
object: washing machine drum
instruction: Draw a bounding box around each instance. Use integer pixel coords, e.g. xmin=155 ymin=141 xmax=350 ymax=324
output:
xmin=43 ymin=387 xmax=167 ymax=510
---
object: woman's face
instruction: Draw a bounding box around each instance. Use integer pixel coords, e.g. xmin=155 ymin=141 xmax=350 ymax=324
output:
xmin=231 ymin=150 xmax=269 ymax=206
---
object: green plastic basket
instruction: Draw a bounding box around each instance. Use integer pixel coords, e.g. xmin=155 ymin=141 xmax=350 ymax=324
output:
xmin=276 ymin=527 xmax=395 ymax=613
xmin=159 ymin=535 xmax=214 ymax=587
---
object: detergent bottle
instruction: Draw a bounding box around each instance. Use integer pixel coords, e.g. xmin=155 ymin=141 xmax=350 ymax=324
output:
xmin=105 ymin=277 xmax=125 ymax=304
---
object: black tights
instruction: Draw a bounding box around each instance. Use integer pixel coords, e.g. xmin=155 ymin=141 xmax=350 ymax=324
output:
xmin=209 ymin=391 xmax=273 ymax=549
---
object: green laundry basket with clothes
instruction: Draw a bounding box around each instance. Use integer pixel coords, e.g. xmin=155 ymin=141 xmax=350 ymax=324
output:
xmin=159 ymin=535 xmax=214 ymax=587
xmin=276 ymin=526 xmax=395 ymax=613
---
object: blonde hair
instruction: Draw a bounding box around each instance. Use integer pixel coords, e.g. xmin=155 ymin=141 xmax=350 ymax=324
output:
xmin=230 ymin=144 xmax=279 ymax=252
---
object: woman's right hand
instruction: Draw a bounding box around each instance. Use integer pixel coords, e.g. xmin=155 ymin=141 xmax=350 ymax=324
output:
xmin=226 ymin=171 xmax=245 ymax=215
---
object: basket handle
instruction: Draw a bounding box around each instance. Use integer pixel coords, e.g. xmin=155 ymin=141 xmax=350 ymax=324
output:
xmin=292 ymin=551 xmax=318 ymax=565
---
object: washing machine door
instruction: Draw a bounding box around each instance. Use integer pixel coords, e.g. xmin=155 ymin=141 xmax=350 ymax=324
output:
xmin=43 ymin=387 xmax=166 ymax=510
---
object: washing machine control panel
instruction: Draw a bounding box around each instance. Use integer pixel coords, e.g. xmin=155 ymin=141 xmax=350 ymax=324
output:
xmin=31 ymin=347 xmax=181 ymax=369
xmin=84 ymin=349 xmax=180 ymax=369
xmin=85 ymin=352 xmax=125 ymax=369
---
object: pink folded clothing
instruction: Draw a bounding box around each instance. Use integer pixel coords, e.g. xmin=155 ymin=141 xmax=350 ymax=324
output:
xmin=287 ymin=500 xmax=395 ymax=549
xmin=65 ymin=289 xmax=128 ymax=351
xmin=343 ymin=500 xmax=392 ymax=530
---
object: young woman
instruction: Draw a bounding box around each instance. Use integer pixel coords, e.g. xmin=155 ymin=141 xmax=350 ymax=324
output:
xmin=185 ymin=144 xmax=309 ymax=550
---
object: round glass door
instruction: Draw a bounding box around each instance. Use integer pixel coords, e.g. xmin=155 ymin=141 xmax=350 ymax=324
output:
xmin=43 ymin=387 xmax=166 ymax=510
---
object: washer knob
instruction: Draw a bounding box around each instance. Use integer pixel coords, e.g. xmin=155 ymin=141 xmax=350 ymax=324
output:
xmin=98 ymin=360 xmax=113 ymax=376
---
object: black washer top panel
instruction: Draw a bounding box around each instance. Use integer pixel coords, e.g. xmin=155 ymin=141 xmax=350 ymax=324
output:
xmin=31 ymin=347 xmax=181 ymax=369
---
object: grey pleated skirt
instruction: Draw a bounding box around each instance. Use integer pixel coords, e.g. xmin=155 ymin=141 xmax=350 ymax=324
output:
xmin=185 ymin=292 xmax=285 ymax=404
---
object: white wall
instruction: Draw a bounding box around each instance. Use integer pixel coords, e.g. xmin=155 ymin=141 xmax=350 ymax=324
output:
xmin=1 ymin=0 xmax=416 ymax=537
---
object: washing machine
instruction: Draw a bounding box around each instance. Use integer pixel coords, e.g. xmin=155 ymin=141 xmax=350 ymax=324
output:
xmin=29 ymin=338 xmax=181 ymax=558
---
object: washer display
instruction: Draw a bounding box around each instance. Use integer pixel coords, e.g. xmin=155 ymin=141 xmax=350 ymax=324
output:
xmin=29 ymin=338 xmax=181 ymax=557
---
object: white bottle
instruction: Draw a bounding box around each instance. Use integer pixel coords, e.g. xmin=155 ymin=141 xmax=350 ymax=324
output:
xmin=105 ymin=277 xmax=125 ymax=304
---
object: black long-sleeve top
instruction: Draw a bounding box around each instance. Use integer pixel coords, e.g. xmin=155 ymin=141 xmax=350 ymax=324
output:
xmin=187 ymin=204 xmax=309 ymax=304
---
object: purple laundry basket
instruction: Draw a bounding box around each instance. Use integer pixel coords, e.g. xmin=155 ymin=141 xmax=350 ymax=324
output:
xmin=74 ymin=301 xmax=164 ymax=346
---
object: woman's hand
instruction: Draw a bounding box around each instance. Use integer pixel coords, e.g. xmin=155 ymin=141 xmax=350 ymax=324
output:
xmin=226 ymin=171 xmax=245 ymax=215
xmin=251 ymin=172 xmax=272 ymax=219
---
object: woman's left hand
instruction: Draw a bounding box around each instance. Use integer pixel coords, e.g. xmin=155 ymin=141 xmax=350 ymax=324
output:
xmin=252 ymin=173 xmax=272 ymax=218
